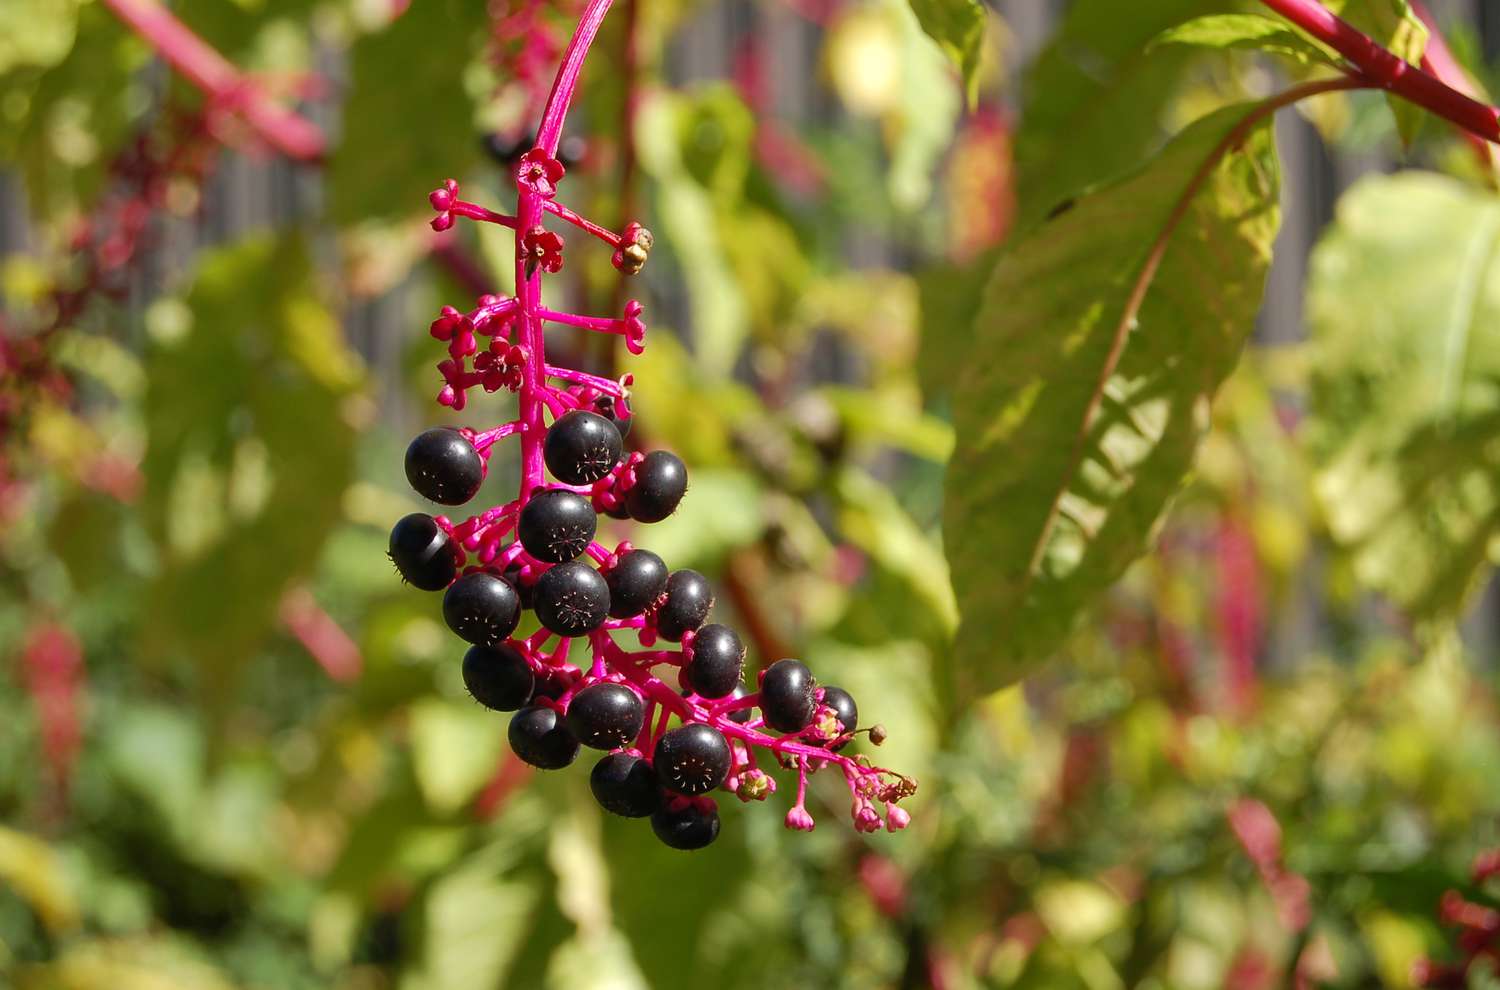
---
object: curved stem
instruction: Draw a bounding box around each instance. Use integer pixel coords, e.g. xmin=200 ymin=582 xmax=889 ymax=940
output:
xmin=1258 ymin=0 xmax=1500 ymax=142
xmin=536 ymin=0 xmax=618 ymax=156
xmin=100 ymin=0 xmax=325 ymax=161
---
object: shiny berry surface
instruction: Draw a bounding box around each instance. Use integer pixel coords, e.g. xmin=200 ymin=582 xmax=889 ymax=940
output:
xmin=405 ymin=428 xmax=484 ymax=505
xmin=624 ymin=450 xmax=687 ymax=523
xmin=566 ymin=682 xmax=645 ymax=749
xmin=388 ymin=513 xmax=457 ymax=591
xmin=684 ymin=623 xmax=744 ymax=699
xmin=534 ymin=561 xmax=610 ymax=636
xmin=462 ymin=644 xmax=534 ymax=712
xmin=544 ymin=410 xmax=623 ymax=484
xmin=442 ymin=571 xmax=521 ymax=646
xmin=517 ymin=489 xmax=597 ymax=563
xmin=651 ymin=798 xmax=721 ymax=850
xmin=653 ymin=723 xmax=731 ymax=796
xmin=760 ymin=658 xmax=816 ymax=733
xmin=605 ymin=548 xmax=668 ymax=618
xmin=590 ymin=753 xmax=660 ymax=818
xmin=508 ymin=705 xmax=580 ymax=769
xmin=655 ymin=569 xmax=713 ymax=641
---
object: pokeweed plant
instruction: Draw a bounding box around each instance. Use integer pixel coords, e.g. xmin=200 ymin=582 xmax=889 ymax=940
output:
xmin=388 ymin=0 xmax=916 ymax=849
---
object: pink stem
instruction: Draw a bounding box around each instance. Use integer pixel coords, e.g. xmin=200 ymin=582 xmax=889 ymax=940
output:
xmin=536 ymin=0 xmax=618 ymax=155
xmin=1258 ymin=0 xmax=1500 ymax=141
xmin=537 ymin=307 xmax=622 ymax=335
xmin=544 ymin=199 xmax=624 ymax=246
xmin=451 ymin=200 xmax=520 ymax=228
xmin=99 ymin=0 xmax=326 ymax=162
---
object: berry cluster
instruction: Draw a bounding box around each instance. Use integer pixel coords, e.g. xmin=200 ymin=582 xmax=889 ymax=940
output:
xmin=386 ymin=0 xmax=914 ymax=847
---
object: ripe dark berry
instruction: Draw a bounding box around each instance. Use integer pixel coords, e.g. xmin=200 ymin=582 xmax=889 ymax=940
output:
xmin=502 ymin=562 xmax=536 ymax=609
xmin=624 ymin=450 xmax=687 ymax=523
xmin=590 ymin=753 xmax=660 ymax=818
xmin=462 ymin=644 xmax=533 ymax=712
xmin=508 ymin=705 xmax=580 ymax=769
xmin=517 ymin=489 xmax=597 ymax=563
xmin=442 ymin=572 xmax=521 ymax=646
xmin=651 ymin=798 xmax=720 ymax=850
xmin=684 ymin=624 xmax=744 ymax=699
xmin=760 ymin=658 xmax=816 ymax=733
xmin=405 ymin=428 xmax=484 ymax=505
xmin=821 ymin=686 xmax=857 ymax=734
xmin=653 ymin=723 xmax=731 ymax=796
xmin=566 ymin=682 xmax=645 ymax=749
xmin=596 ymin=396 xmax=631 ymax=439
xmin=655 ymin=569 xmax=713 ymax=641
xmin=389 ymin=513 xmax=457 ymax=591
xmin=534 ymin=561 xmax=610 ymax=636
xmin=544 ymin=410 xmax=623 ymax=484
xmin=605 ymin=548 xmax=668 ymax=618
xmin=820 ymin=685 xmax=858 ymax=750
xmin=529 ymin=666 xmax=574 ymax=703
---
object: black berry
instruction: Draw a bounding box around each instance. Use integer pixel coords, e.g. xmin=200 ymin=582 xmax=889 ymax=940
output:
xmin=605 ymin=549 xmax=668 ymax=618
xmin=566 ymin=682 xmax=645 ymax=749
xmin=821 ymin=686 xmax=857 ymax=734
xmin=502 ymin=561 xmax=536 ymax=609
xmin=529 ymin=666 xmax=574 ymax=704
xmin=518 ymin=489 xmax=597 ymax=563
xmin=508 ymin=705 xmax=580 ymax=769
xmin=442 ymin=572 xmax=521 ymax=646
xmin=596 ymin=396 xmax=632 ymax=439
xmin=544 ymin=410 xmax=623 ymax=485
xmin=684 ymin=623 xmax=744 ymax=699
xmin=625 ymin=450 xmax=687 ymax=523
xmin=653 ymin=723 xmax=731 ymax=796
xmin=388 ymin=513 xmax=457 ymax=591
xmin=590 ymin=753 xmax=660 ymax=817
xmin=462 ymin=644 xmax=533 ymax=712
xmin=405 ymin=428 xmax=484 ymax=505
xmin=820 ymin=685 xmax=857 ymax=750
xmin=534 ymin=561 xmax=611 ymax=636
xmin=651 ymin=798 xmax=720 ymax=850
xmin=724 ymin=685 xmax=754 ymax=724
xmin=656 ymin=569 xmax=713 ymax=641
xmin=760 ymin=658 xmax=816 ymax=733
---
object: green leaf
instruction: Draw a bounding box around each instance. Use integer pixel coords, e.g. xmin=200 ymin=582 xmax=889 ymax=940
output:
xmin=330 ymin=0 xmax=488 ymax=225
xmin=916 ymin=249 xmax=997 ymax=399
xmin=141 ymin=235 xmax=361 ymax=697
xmin=1152 ymin=13 xmax=1342 ymax=69
xmin=0 ymin=0 xmax=82 ymax=74
xmin=945 ymin=102 xmax=1282 ymax=693
xmin=1012 ymin=0 xmax=1236 ymax=230
xmin=1306 ymin=172 xmax=1500 ymax=620
xmin=408 ymin=699 xmax=506 ymax=815
xmin=0 ymin=5 xmax=148 ymax=219
xmin=903 ymin=0 xmax=985 ymax=105
xmin=890 ymin=0 xmax=963 ymax=208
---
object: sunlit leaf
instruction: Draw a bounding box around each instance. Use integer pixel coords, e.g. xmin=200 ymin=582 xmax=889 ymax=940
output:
xmin=945 ymin=103 xmax=1282 ymax=692
xmin=903 ymin=0 xmax=985 ymax=101
xmin=141 ymin=236 xmax=361 ymax=700
xmin=0 ymin=0 xmax=82 ymax=75
xmin=1306 ymin=171 xmax=1500 ymax=620
xmin=1152 ymin=13 xmax=1342 ymax=69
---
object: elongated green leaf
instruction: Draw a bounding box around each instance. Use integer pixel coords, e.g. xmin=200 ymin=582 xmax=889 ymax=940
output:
xmin=904 ymin=0 xmax=985 ymax=103
xmin=1306 ymin=172 xmax=1500 ymax=620
xmin=330 ymin=0 xmax=488 ymax=225
xmin=945 ymin=103 xmax=1282 ymax=692
xmin=1013 ymin=0 xmax=1234 ymax=230
xmin=142 ymin=236 xmax=361 ymax=697
xmin=1152 ymin=14 xmax=1342 ymax=69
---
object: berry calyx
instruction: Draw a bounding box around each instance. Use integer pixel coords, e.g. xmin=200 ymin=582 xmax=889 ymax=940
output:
xmin=651 ymin=797 xmax=721 ymax=850
xmin=590 ymin=753 xmax=661 ymax=818
xmin=604 ymin=548 xmax=668 ymax=618
xmin=544 ymin=410 xmax=623 ymax=484
xmin=684 ymin=623 xmax=744 ymax=699
xmin=653 ymin=723 xmax=731 ymax=796
xmin=388 ymin=513 xmax=458 ymax=591
xmin=405 ymin=428 xmax=485 ymax=505
xmin=508 ymin=705 xmax=581 ymax=769
xmin=624 ymin=450 xmax=688 ymax=523
xmin=760 ymin=659 xmax=816 ymax=733
xmin=517 ymin=489 xmax=597 ymax=563
xmin=566 ymin=682 xmax=645 ymax=749
xmin=462 ymin=643 xmax=534 ymax=712
xmin=442 ymin=571 xmax=521 ymax=646
xmin=655 ymin=569 xmax=713 ymax=641
xmin=534 ymin=560 xmax=611 ymax=636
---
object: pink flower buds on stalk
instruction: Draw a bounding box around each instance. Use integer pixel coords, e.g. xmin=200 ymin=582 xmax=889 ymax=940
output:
xmin=386 ymin=0 xmax=914 ymax=849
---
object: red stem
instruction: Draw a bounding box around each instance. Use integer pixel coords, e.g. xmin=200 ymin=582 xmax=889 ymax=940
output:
xmin=1258 ymin=0 xmax=1500 ymax=142
xmin=100 ymin=0 xmax=326 ymax=162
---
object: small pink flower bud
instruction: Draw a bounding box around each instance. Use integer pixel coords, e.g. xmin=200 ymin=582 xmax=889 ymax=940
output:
xmin=885 ymin=805 xmax=911 ymax=832
xmin=785 ymin=806 xmax=816 ymax=832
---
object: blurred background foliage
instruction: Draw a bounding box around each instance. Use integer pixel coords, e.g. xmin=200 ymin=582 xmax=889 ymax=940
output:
xmin=4 ymin=0 xmax=1500 ymax=987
